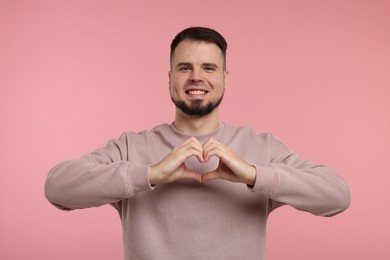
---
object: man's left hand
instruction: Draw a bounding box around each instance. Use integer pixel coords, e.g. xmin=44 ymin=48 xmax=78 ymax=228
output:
xmin=201 ymin=138 xmax=256 ymax=186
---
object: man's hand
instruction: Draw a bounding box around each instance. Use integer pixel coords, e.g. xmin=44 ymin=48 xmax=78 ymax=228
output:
xmin=201 ymin=138 xmax=256 ymax=186
xmin=148 ymin=137 xmax=256 ymax=186
xmin=148 ymin=137 xmax=204 ymax=185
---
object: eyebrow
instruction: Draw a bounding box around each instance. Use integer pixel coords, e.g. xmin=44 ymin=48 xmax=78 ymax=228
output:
xmin=202 ymin=63 xmax=218 ymax=68
xmin=176 ymin=62 xmax=192 ymax=68
xmin=175 ymin=62 xmax=219 ymax=68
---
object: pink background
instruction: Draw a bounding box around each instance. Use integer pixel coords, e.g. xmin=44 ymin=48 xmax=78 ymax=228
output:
xmin=1 ymin=0 xmax=389 ymax=259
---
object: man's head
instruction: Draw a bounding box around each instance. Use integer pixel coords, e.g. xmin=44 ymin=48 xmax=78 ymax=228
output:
xmin=170 ymin=27 xmax=228 ymax=71
xmin=169 ymin=27 xmax=228 ymax=117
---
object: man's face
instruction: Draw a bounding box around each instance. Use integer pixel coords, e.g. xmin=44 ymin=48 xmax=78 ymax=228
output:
xmin=169 ymin=40 xmax=228 ymax=117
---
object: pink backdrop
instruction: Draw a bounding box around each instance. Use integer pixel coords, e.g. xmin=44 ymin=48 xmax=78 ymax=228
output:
xmin=1 ymin=0 xmax=389 ymax=259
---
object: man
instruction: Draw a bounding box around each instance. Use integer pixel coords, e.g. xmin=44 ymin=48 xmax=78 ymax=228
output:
xmin=45 ymin=27 xmax=350 ymax=259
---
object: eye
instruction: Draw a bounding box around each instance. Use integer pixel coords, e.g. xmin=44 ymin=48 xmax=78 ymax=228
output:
xmin=204 ymin=66 xmax=216 ymax=72
xmin=179 ymin=66 xmax=191 ymax=71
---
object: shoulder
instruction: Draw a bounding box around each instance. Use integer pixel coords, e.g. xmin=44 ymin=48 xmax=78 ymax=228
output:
xmin=224 ymin=123 xmax=290 ymax=153
xmin=117 ymin=124 xmax=168 ymax=144
xmin=236 ymin=125 xmax=287 ymax=145
xmin=101 ymin=124 xmax=168 ymax=160
xmin=220 ymin=123 xmax=264 ymax=147
xmin=225 ymin=123 xmax=273 ymax=141
xmin=98 ymin=125 xmax=165 ymax=152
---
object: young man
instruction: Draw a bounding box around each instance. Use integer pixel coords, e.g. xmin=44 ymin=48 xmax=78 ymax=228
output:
xmin=45 ymin=27 xmax=350 ymax=259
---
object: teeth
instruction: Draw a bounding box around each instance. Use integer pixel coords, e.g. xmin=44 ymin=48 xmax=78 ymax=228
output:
xmin=188 ymin=90 xmax=206 ymax=95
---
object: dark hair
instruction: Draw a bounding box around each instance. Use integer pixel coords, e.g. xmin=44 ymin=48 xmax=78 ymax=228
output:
xmin=170 ymin=27 xmax=228 ymax=69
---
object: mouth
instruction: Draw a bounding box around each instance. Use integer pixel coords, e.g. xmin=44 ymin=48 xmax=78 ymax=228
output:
xmin=185 ymin=90 xmax=209 ymax=96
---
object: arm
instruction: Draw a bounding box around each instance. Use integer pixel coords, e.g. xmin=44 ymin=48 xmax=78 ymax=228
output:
xmin=44 ymin=134 xmax=153 ymax=210
xmin=252 ymin=135 xmax=351 ymax=217
xmin=200 ymin=134 xmax=350 ymax=217
xmin=45 ymin=135 xmax=204 ymax=210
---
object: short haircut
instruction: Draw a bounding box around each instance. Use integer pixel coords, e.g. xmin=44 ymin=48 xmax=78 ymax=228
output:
xmin=170 ymin=27 xmax=228 ymax=70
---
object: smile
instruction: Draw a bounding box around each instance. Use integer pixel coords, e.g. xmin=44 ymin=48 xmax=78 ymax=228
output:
xmin=186 ymin=90 xmax=208 ymax=95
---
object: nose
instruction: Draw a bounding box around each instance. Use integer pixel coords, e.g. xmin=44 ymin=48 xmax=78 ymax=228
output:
xmin=189 ymin=68 xmax=203 ymax=84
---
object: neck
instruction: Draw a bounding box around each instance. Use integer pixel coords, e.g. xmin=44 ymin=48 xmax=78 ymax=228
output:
xmin=173 ymin=108 xmax=220 ymax=136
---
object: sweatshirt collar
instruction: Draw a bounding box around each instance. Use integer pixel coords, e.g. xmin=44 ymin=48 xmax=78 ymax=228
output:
xmin=169 ymin=122 xmax=225 ymax=144
xmin=153 ymin=122 xmax=236 ymax=147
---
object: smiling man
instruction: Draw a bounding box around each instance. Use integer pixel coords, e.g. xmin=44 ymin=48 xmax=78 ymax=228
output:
xmin=169 ymin=37 xmax=227 ymax=118
xmin=45 ymin=27 xmax=351 ymax=260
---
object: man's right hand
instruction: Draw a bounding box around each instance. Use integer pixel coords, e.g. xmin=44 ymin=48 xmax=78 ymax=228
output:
xmin=147 ymin=137 xmax=204 ymax=185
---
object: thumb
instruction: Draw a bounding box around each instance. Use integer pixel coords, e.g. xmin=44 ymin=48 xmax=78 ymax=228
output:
xmin=182 ymin=166 xmax=203 ymax=183
xmin=201 ymin=169 xmax=220 ymax=183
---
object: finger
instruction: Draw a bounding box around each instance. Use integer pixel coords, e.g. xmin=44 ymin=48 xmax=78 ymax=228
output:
xmin=174 ymin=138 xmax=204 ymax=162
xmin=178 ymin=148 xmax=203 ymax=164
xmin=192 ymin=139 xmax=205 ymax=162
xmin=185 ymin=137 xmax=204 ymax=158
xmin=202 ymin=138 xmax=218 ymax=151
xmin=191 ymin=149 xmax=205 ymax=163
xmin=201 ymin=170 xmax=219 ymax=183
xmin=202 ymin=139 xmax=219 ymax=161
xmin=203 ymin=148 xmax=217 ymax=162
xmin=203 ymin=143 xmax=226 ymax=162
xmin=196 ymin=154 xmax=204 ymax=163
xmin=178 ymin=138 xmax=202 ymax=153
xmin=158 ymin=148 xmax=202 ymax=176
xmin=182 ymin=167 xmax=203 ymax=183
xmin=186 ymin=136 xmax=203 ymax=148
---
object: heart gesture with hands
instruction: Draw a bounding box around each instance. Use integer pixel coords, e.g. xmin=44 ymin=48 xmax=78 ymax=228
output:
xmin=148 ymin=137 xmax=256 ymax=186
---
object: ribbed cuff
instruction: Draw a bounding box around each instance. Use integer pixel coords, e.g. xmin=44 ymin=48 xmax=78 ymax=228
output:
xmin=125 ymin=166 xmax=155 ymax=197
xmin=248 ymin=164 xmax=279 ymax=198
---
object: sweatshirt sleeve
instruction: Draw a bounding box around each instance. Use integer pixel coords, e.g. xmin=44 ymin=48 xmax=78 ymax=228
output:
xmin=44 ymin=133 xmax=154 ymax=211
xmin=251 ymin=134 xmax=351 ymax=217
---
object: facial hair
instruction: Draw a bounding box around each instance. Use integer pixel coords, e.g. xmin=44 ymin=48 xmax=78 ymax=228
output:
xmin=171 ymin=93 xmax=224 ymax=117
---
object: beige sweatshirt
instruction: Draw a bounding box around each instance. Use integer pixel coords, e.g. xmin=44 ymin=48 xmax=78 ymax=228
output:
xmin=45 ymin=123 xmax=350 ymax=259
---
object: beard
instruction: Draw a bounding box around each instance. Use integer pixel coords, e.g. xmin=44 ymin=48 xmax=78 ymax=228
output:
xmin=171 ymin=94 xmax=224 ymax=117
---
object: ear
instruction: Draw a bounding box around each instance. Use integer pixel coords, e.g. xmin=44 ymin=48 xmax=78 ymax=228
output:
xmin=168 ymin=71 xmax=171 ymax=86
xmin=224 ymin=70 xmax=229 ymax=89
